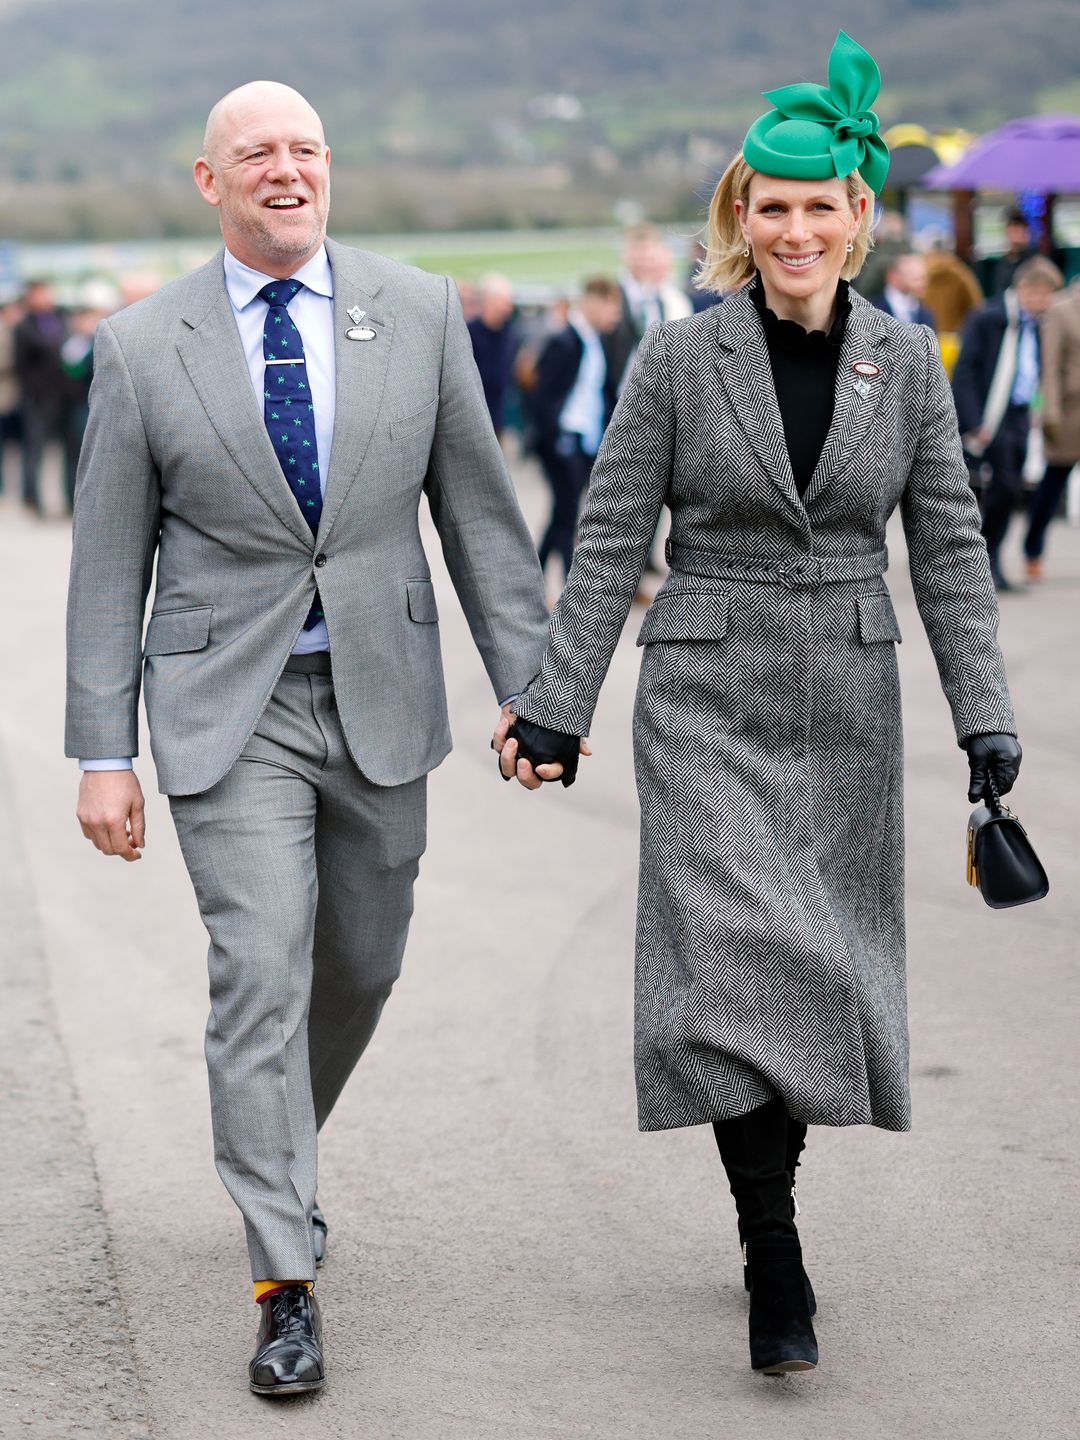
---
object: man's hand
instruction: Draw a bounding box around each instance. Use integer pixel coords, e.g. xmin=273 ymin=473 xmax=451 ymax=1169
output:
xmin=491 ymin=707 xmax=591 ymax=790
xmin=76 ymin=770 xmax=147 ymax=861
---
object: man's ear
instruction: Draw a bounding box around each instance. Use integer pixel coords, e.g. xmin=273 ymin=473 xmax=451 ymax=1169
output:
xmin=193 ymin=157 xmax=221 ymax=208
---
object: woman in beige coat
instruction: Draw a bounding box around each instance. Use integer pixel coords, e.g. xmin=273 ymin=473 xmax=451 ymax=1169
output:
xmin=1024 ymin=279 xmax=1080 ymax=578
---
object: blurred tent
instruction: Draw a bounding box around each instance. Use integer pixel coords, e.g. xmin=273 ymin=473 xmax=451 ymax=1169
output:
xmin=922 ymin=114 xmax=1080 ymax=193
xmin=922 ymin=114 xmax=1080 ymax=271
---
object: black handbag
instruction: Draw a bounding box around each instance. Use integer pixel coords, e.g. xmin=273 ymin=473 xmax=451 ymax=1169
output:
xmin=966 ymin=778 xmax=1049 ymax=909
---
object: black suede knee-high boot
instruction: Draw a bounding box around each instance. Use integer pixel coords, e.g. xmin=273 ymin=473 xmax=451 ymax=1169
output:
xmin=713 ymin=1099 xmax=818 ymax=1374
xmin=722 ymin=1109 xmax=815 ymax=1313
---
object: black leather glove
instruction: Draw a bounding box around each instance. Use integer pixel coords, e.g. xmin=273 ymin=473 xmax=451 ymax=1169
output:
xmin=505 ymin=718 xmax=581 ymax=787
xmin=963 ymin=733 xmax=1022 ymax=804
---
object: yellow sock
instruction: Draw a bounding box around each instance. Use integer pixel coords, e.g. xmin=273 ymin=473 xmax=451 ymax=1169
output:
xmin=254 ymin=1279 xmax=314 ymax=1304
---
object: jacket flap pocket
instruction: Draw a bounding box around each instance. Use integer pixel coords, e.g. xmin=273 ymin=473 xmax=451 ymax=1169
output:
xmin=390 ymin=396 xmax=438 ymax=442
xmin=406 ymin=579 xmax=439 ymax=623
xmin=143 ymin=606 xmax=212 ymax=656
xmin=636 ymin=591 xmax=728 ymax=645
xmin=857 ymin=593 xmax=902 ymax=644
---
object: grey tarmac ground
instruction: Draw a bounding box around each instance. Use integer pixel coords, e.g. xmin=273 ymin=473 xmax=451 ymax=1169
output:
xmin=1 ymin=453 xmax=1077 ymax=1440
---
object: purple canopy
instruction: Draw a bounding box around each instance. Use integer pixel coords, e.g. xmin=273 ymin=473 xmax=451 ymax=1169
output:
xmin=923 ymin=114 xmax=1080 ymax=193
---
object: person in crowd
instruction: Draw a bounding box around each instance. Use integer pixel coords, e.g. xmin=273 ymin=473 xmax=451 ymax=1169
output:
xmin=453 ymin=276 xmax=477 ymax=324
xmin=117 ymin=272 xmax=163 ymax=309
xmin=466 ymin=272 xmax=518 ymax=438
xmin=924 ymin=243 xmax=984 ymax=376
xmin=870 ymin=253 xmax=935 ymax=327
xmin=1023 ymin=276 xmax=1080 ymax=579
xmin=991 ymin=209 xmax=1037 ymax=295
xmin=494 ymin=31 xmax=1020 ymax=1379
xmin=924 ymin=244 xmax=983 ymax=333
xmin=953 ymin=255 xmax=1065 ymax=590
xmin=59 ymin=283 xmax=116 ymax=511
xmin=686 ymin=239 xmax=723 ymax=312
xmin=531 ymin=276 xmax=623 ymax=590
xmin=66 ymin=80 xmax=550 ymax=1399
xmin=605 ymin=225 xmax=692 ymax=394
xmin=853 ymin=205 xmax=906 ymax=299
xmin=0 ymin=291 xmax=23 ymax=499
xmin=14 ymin=280 xmax=75 ymax=516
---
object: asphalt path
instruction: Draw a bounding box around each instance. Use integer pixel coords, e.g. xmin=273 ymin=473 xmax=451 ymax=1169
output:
xmin=2 ymin=457 xmax=1077 ymax=1440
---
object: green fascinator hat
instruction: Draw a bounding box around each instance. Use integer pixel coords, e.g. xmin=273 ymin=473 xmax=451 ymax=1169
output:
xmin=742 ymin=30 xmax=890 ymax=194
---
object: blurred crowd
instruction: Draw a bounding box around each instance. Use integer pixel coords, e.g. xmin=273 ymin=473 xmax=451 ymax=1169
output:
xmin=0 ymin=273 xmax=159 ymax=517
xmin=3 ymin=208 xmax=1078 ymax=600
xmin=459 ymin=211 xmax=1080 ymax=598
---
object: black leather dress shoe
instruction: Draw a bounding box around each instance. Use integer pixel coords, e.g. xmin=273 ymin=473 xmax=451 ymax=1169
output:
xmin=249 ymin=1286 xmax=324 ymax=1396
xmin=312 ymin=1206 xmax=328 ymax=1268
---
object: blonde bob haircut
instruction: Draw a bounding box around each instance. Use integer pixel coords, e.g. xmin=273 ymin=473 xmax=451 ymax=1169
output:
xmin=697 ymin=152 xmax=875 ymax=295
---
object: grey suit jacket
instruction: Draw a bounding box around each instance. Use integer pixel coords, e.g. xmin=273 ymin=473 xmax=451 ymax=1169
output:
xmin=65 ymin=239 xmax=549 ymax=794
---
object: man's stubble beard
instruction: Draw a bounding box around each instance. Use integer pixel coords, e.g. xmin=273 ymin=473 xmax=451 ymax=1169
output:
xmin=223 ymin=198 xmax=328 ymax=267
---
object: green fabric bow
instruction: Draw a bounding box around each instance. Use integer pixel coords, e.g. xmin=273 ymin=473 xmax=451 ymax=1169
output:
xmin=743 ymin=31 xmax=890 ymax=194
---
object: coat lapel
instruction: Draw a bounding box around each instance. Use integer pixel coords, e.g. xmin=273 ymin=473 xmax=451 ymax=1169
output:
xmin=316 ymin=238 xmax=396 ymax=544
xmin=711 ymin=288 xmax=804 ymax=523
xmin=176 ymin=256 xmax=313 ymax=548
xmin=802 ymin=294 xmax=892 ymax=510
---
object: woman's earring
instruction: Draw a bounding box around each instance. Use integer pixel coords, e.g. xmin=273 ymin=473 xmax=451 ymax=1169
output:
xmin=742 ymin=243 xmax=751 ymax=257
xmin=846 ymin=240 xmax=854 ymax=254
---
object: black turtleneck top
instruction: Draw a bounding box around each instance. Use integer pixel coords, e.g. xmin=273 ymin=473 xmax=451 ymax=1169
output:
xmin=750 ymin=275 xmax=851 ymax=496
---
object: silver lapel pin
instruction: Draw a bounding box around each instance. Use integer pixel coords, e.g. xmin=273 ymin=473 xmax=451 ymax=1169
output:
xmin=347 ymin=305 xmax=365 ymax=325
xmin=852 ymin=361 xmax=878 ymax=399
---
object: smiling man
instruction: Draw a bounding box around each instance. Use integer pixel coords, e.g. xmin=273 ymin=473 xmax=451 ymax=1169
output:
xmin=65 ymin=81 xmax=550 ymax=1397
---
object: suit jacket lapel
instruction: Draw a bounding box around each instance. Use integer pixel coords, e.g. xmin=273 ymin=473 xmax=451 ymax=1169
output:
xmin=711 ymin=289 xmax=804 ymax=523
xmin=176 ymin=256 xmax=313 ymax=548
xmin=317 ymin=239 xmax=395 ymax=544
xmin=802 ymin=296 xmax=891 ymax=510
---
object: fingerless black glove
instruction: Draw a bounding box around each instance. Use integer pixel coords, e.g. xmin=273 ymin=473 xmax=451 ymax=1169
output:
xmin=963 ymin=732 xmax=1022 ymax=804
xmin=506 ymin=718 xmax=581 ymax=787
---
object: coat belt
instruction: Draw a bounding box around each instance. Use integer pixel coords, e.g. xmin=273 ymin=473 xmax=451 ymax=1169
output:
xmin=665 ymin=539 xmax=889 ymax=589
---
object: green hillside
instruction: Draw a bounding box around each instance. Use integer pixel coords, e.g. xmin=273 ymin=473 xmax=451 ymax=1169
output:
xmin=3 ymin=0 xmax=1079 ymax=238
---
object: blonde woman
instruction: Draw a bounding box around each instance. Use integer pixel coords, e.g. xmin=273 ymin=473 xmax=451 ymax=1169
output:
xmin=494 ymin=32 xmax=1021 ymax=1375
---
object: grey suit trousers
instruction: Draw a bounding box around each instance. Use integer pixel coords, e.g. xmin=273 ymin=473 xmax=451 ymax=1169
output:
xmin=169 ymin=657 xmax=426 ymax=1281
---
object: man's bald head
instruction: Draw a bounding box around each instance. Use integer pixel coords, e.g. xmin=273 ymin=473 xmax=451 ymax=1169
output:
xmin=202 ymin=81 xmax=325 ymax=164
xmin=193 ymin=80 xmax=331 ymax=277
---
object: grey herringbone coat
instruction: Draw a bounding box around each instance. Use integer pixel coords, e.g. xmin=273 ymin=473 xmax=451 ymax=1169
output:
xmin=515 ymin=285 xmax=1015 ymax=1133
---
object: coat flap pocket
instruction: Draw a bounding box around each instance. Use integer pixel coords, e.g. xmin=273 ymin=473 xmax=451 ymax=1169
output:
xmin=406 ymin=578 xmax=439 ymax=623
xmin=143 ymin=606 xmax=212 ymax=656
xmin=857 ymin=593 xmax=902 ymax=644
xmin=390 ymin=395 xmax=438 ymax=442
xmin=636 ymin=591 xmax=729 ymax=645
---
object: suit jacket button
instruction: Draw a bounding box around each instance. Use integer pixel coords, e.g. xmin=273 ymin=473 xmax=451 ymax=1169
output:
xmin=314 ymin=553 xmax=327 ymax=568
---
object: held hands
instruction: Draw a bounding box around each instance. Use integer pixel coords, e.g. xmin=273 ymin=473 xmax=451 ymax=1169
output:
xmin=963 ymin=733 xmax=1022 ymax=805
xmin=491 ymin=706 xmax=591 ymax=790
xmin=77 ymin=770 xmax=147 ymax=861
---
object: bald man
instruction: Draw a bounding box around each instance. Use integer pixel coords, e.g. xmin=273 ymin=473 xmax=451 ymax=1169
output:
xmin=66 ymin=82 xmax=550 ymax=1396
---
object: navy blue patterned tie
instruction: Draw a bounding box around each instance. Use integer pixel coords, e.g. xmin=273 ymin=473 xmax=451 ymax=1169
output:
xmin=259 ymin=280 xmax=323 ymax=630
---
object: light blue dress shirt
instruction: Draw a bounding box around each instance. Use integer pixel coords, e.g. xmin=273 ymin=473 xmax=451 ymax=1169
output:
xmin=80 ymin=245 xmax=337 ymax=771
xmin=558 ymin=312 xmax=607 ymax=456
xmin=1010 ymin=312 xmax=1039 ymax=407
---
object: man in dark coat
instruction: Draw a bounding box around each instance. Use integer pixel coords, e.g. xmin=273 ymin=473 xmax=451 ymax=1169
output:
xmin=952 ymin=256 xmax=1063 ymax=589
xmin=465 ymin=273 xmax=518 ymax=438
xmin=990 ymin=210 xmax=1037 ymax=295
xmin=869 ymin=254 xmax=935 ymax=328
xmin=14 ymin=279 xmax=75 ymax=515
xmin=604 ymin=226 xmax=692 ymax=395
xmin=532 ymin=276 xmax=622 ymax=585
